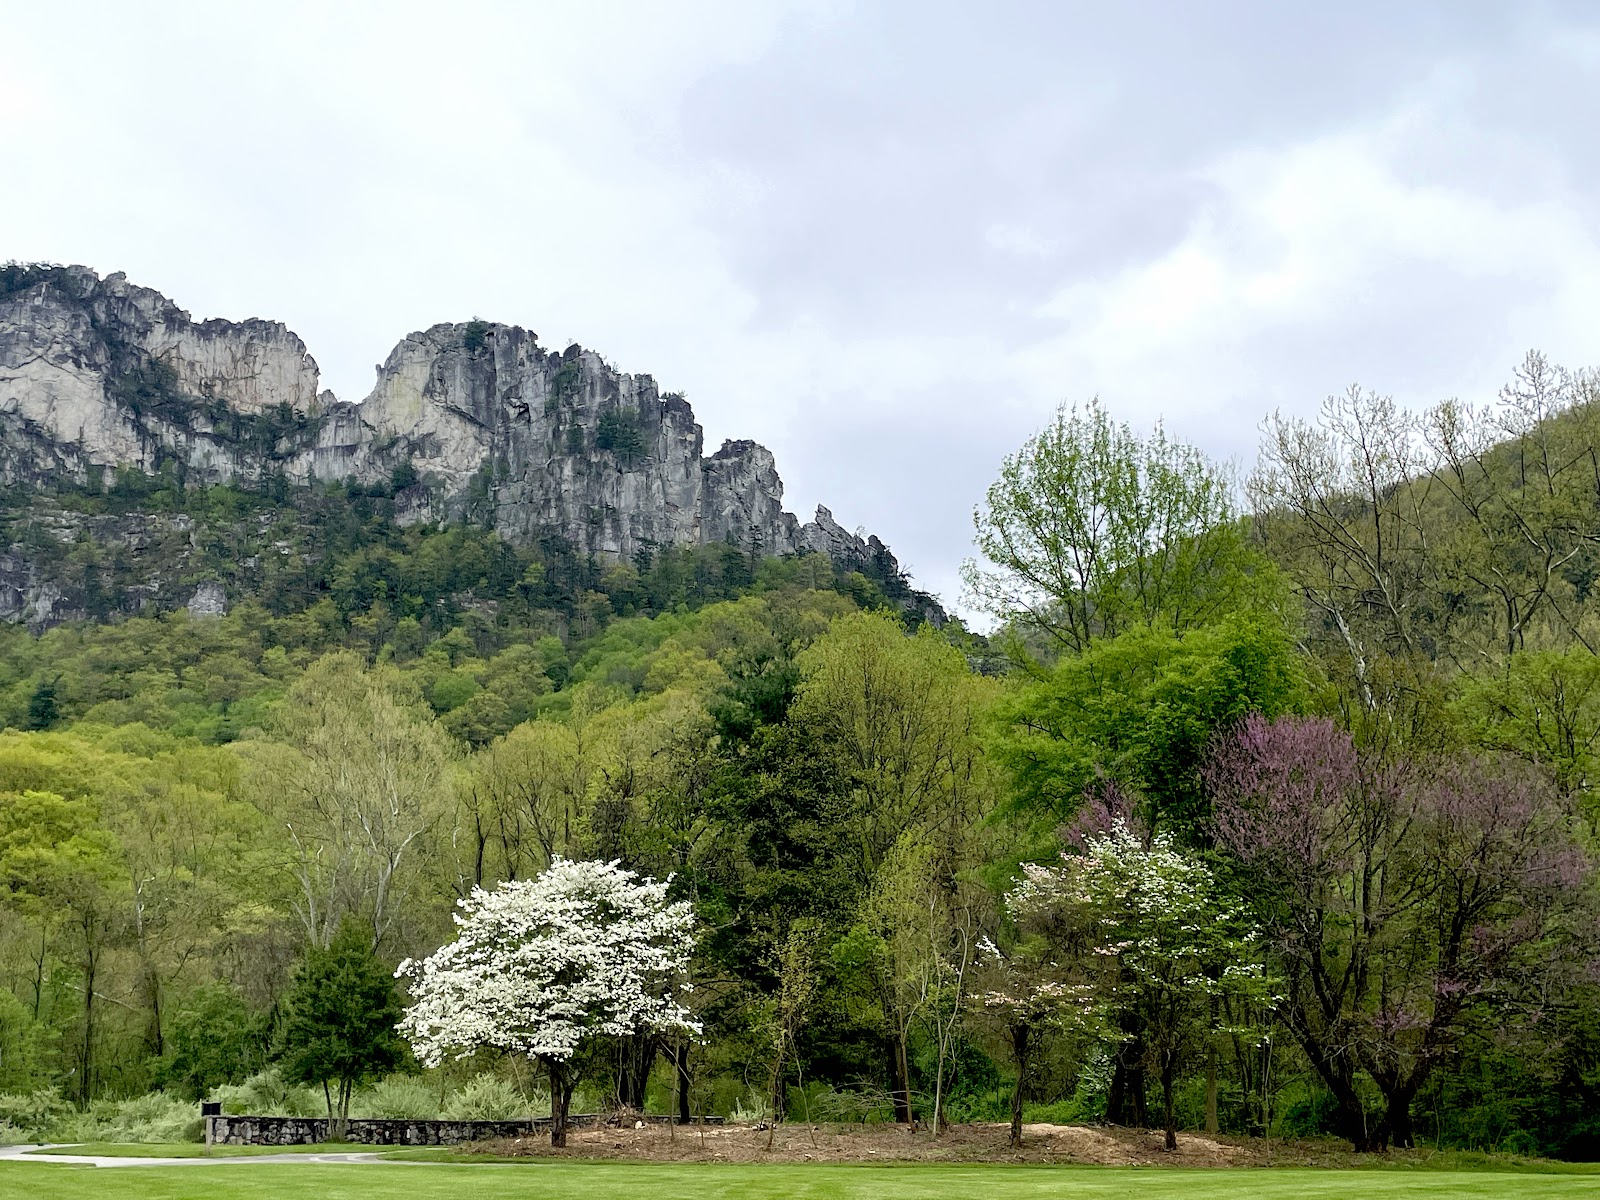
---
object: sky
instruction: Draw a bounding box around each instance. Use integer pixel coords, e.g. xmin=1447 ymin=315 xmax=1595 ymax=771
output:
xmin=5 ymin=0 xmax=1600 ymax=613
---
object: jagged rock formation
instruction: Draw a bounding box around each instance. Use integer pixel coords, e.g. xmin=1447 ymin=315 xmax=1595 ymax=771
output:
xmin=0 ymin=264 xmax=925 ymax=600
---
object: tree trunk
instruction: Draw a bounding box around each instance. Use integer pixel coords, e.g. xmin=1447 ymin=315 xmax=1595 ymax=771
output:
xmin=78 ymin=929 xmax=97 ymax=1107
xmin=547 ymin=1057 xmax=574 ymax=1148
xmin=887 ymin=1032 xmax=913 ymax=1124
xmin=1106 ymin=1042 xmax=1149 ymax=1127
xmin=1205 ymin=1050 xmax=1218 ymax=1135
xmin=674 ymin=1039 xmax=691 ymax=1125
xmin=1295 ymin=1031 xmax=1378 ymax=1152
xmin=333 ymin=1078 xmax=351 ymax=1140
xmin=1009 ymin=1022 xmax=1031 ymax=1149
xmin=617 ymin=1031 xmax=656 ymax=1111
xmin=769 ymin=1045 xmax=786 ymax=1142
xmin=31 ymin=929 xmax=47 ymax=1020
xmin=1382 ymin=1087 xmax=1417 ymax=1150
xmin=1327 ymin=1077 xmax=1379 ymax=1152
xmin=1161 ymin=1054 xmax=1178 ymax=1152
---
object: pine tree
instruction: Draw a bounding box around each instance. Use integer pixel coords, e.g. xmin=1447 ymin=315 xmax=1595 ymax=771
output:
xmin=280 ymin=919 xmax=406 ymax=1138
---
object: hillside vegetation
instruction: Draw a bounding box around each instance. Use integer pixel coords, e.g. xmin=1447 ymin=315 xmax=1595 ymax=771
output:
xmin=0 ymin=352 xmax=1596 ymax=1162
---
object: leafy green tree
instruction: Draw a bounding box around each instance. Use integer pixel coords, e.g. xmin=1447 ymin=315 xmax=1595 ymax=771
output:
xmin=790 ymin=612 xmax=998 ymax=1120
xmin=24 ymin=680 xmax=58 ymax=731
xmin=966 ymin=399 xmax=1274 ymax=655
xmin=157 ymin=983 xmax=267 ymax=1099
xmin=990 ymin=615 xmax=1303 ymax=838
xmin=0 ymin=783 xmax=126 ymax=1103
xmin=280 ymin=919 xmax=407 ymax=1137
xmin=241 ymin=653 xmax=454 ymax=950
xmin=0 ymin=987 xmax=49 ymax=1092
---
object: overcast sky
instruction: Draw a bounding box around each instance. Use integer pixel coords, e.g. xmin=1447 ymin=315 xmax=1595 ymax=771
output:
xmin=5 ymin=1 xmax=1599 ymax=611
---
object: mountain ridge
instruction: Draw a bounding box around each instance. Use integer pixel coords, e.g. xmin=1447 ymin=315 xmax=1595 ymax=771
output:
xmin=0 ymin=263 xmax=934 ymax=617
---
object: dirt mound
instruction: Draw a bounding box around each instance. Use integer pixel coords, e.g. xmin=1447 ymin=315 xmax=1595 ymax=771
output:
xmin=472 ymin=1121 xmax=1343 ymax=1166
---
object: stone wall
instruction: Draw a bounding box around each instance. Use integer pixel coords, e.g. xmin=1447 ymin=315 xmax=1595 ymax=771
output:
xmin=208 ymin=1115 xmax=549 ymax=1146
xmin=207 ymin=1112 xmax=721 ymax=1146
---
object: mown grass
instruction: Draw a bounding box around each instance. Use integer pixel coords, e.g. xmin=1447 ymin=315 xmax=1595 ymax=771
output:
xmin=1 ymin=1161 xmax=1598 ymax=1200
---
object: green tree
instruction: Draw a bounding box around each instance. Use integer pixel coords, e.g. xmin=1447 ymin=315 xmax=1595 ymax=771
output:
xmin=24 ymin=680 xmax=59 ymax=731
xmin=990 ymin=615 xmax=1303 ymax=838
xmin=240 ymin=653 xmax=454 ymax=950
xmin=0 ymin=783 xmax=125 ymax=1103
xmin=280 ymin=919 xmax=407 ymax=1138
xmin=966 ymin=399 xmax=1272 ymax=656
xmin=790 ymin=612 xmax=998 ymax=1120
xmin=157 ymin=983 xmax=267 ymax=1099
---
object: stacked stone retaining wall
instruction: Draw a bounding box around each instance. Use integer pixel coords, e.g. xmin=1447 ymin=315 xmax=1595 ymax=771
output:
xmin=207 ymin=1113 xmax=723 ymax=1146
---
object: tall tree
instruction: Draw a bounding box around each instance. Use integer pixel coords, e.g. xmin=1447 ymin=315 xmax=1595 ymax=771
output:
xmin=990 ymin=614 xmax=1302 ymax=837
xmin=280 ymin=918 xmax=407 ymax=1138
xmin=241 ymin=653 xmax=454 ymax=950
xmin=790 ymin=611 xmax=997 ymax=1119
xmin=1207 ymin=714 xmax=1594 ymax=1149
xmin=966 ymin=399 xmax=1270 ymax=655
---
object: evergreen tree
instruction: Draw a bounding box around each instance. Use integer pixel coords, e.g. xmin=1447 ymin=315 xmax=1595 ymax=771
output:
xmin=280 ymin=919 xmax=407 ymax=1137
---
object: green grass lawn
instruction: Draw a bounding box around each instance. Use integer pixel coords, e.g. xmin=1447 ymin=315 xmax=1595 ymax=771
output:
xmin=1 ymin=1161 xmax=1598 ymax=1200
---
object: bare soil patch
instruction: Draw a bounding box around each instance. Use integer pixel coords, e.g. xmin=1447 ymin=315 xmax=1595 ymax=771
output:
xmin=470 ymin=1120 xmax=1432 ymax=1168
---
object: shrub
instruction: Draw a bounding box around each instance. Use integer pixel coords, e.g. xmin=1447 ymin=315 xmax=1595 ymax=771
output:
xmin=355 ymin=1076 xmax=439 ymax=1120
xmin=209 ymin=1069 xmax=321 ymax=1117
xmin=0 ymin=1089 xmax=73 ymax=1140
xmin=155 ymin=983 xmax=268 ymax=1099
xmin=71 ymin=1092 xmax=204 ymax=1144
xmin=442 ymin=1075 xmax=543 ymax=1121
xmin=729 ymin=1091 xmax=772 ymax=1124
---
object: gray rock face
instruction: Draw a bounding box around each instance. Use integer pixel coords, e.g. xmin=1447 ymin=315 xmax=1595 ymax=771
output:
xmin=0 ymin=266 xmax=920 ymax=597
xmin=186 ymin=580 xmax=228 ymax=617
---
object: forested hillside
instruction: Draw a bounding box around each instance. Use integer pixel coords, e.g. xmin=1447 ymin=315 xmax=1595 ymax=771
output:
xmin=0 ymin=352 xmax=1596 ymax=1160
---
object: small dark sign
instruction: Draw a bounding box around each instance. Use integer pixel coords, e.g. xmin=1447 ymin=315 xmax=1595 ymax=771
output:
xmin=200 ymin=1102 xmax=222 ymax=1117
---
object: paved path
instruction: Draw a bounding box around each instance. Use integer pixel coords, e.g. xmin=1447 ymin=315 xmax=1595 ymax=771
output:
xmin=0 ymin=1143 xmax=392 ymax=1168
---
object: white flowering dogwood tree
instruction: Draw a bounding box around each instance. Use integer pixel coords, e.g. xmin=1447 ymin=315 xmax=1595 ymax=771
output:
xmin=397 ymin=857 xmax=698 ymax=1145
xmin=1009 ymin=820 xmax=1272 ymax=1151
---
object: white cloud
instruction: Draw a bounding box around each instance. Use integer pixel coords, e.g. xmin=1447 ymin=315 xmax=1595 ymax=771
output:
xmin=1018 ymin=108 xmax=1600 ymax=441
xmin=5 ymin=2 xmax=1600 ymax=615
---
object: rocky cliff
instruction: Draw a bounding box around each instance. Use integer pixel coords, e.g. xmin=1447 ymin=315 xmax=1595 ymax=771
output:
xmin=0 ymin=264 xmax=923 ymax=597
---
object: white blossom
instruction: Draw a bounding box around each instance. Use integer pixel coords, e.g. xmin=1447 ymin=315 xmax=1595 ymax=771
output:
xmin=397 ymin=857 xmax=699 ymax=1067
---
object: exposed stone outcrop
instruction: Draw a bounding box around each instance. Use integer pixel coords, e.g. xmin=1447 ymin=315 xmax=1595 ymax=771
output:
xmin=0 ymin=265 xmax=934 ymax=611
xmin=0 ymin=265 xmax=323 ymax=489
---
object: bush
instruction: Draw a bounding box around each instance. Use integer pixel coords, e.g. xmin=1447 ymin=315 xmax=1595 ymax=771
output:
xmin=729 ymin=1091 xmax=772 ymax=1124
xmin=69 ymin=1092 xmax=203 ymax=1144
xmin=355 ymin=1076 xmax=439 ymax=1119
xmin=791 ymin=1083 xmax=895 ymax=1124
xmin=442 ymin=1075 xmax=542 ymax=1121
xmin=209 ymin=1069 xmax=321 ymax=1117
xmin=155 ymin=983 xmax=268 ymax=1099
xmin=0 ymin=1089 xmax=73 ymax=1140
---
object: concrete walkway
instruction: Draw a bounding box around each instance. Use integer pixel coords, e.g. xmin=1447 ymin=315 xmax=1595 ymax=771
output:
xmin=0 ymin=1143 xmax=392 ymax=1167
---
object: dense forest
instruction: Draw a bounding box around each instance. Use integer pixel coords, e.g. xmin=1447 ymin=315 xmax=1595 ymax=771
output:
xmin=0 ymin=351 xmax=1596 ymax=1158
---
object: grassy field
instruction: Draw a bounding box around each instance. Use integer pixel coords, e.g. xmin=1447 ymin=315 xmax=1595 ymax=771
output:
xmin=2 ymin=1161 xmax=1599 ymax=1200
